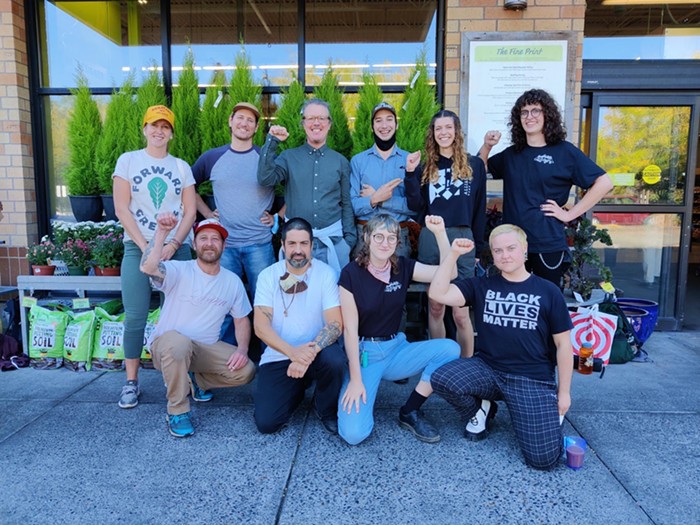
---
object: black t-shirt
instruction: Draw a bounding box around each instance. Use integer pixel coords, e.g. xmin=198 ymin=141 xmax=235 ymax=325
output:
xmin=455 ymin=273 xmax=573 ymax=381
xmin=404 ymin=155 xmax=487 ymax=254
xmin=489 ymin=141 xmax=605 ymax=253
xmin=339 ymin=257 xmax=416 ymax=338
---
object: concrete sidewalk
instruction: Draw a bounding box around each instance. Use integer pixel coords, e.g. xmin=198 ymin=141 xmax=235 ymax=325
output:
xmin=1 ymin=330 xmax=698 ymax=525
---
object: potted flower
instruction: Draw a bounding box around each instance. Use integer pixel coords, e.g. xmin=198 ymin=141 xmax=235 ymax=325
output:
xmin=90 ymin=231 xmax=124 ymax=276
xmin=27 ymin=237 xmax=57 ymax=275
xmin=58 ymin=238 xmax=91 ymax=275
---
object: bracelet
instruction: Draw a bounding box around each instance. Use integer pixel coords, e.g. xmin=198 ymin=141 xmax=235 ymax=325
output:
xmin=169 ymin=238 xmax=182 ymax=249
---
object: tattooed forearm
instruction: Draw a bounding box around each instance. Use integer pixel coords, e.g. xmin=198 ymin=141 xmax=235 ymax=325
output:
xmin=150 ymin=261 xmax=166 ymax=286
xmin=314 ymin=321 xmax=341 ymax=351
xmin=140 ymin=245 xmax=153 ymax=267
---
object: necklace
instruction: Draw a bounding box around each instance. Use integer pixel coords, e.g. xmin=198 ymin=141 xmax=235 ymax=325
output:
xmin=280 ymin=274 xmax=307 ymax=317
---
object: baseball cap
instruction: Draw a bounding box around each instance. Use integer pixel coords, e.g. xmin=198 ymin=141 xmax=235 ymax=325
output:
xmin=231 ymin=101 xmax=261 ymax=122
xmin=194 ymin=218 xmax=228 ymax=241
xmin=371 ymin=102 xmax=397 ymax=121
xmin=143 ymin=105 xmax=175 ymax=129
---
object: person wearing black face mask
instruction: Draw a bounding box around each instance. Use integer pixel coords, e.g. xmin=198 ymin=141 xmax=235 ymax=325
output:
xmin=349 ymin=102 xmax=416 ymax=258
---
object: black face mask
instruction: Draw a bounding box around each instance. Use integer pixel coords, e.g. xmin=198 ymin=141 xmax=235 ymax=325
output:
xmin=373 ymin=132 xmax=396 ymax=152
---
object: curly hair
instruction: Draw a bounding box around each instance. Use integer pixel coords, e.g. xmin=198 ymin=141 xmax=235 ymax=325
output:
xmin=509 ymin=89 xmax=567 ymax=152
xmin=354 ymin=214 xmax=400 ymax=273
xmin=422 ymin=110 xmax=473 ymax=185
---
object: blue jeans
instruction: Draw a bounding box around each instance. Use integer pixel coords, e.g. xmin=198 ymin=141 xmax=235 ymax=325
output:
xmin=219 ymin=242 xmax=275 ymax=343
xmin=337 ymin=333 xmax=459 ymax=445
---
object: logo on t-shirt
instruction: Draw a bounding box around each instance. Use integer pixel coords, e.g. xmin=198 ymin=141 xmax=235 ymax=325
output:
xmin=385 ymin=281 xmax=402 ymax=293
xmin=429 ymin=167 xmax=470 ymax=203
xmin=483 ymin=289 xmax=540 ymax=330
xmin=533 ymin=154 xmax=554 ymax=165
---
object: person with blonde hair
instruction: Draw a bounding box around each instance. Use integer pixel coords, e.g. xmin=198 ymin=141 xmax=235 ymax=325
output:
xmin=427 ymin=224 xmax=573 ymax=469
xmin=404 ymin=109 xmax=486 ymax=358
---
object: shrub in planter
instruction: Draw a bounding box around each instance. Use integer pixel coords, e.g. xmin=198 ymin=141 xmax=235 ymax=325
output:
xmin=314 ymin=65 xmax=353 ymax=160
xmin=229 ymin=48 xmax=264 ymax=147
xmin=273 ymin=77 xmax=306 ymax=153
xmin=170 ymin=49 xmax=201 ymax=166
xmin=200 ymin=69 xmax=231 ymax=153
xmin=351 ymin=72 xmax=383 ymax=157
xmin=90 ymin=231 xmax=125 ymax=270
xmin=397 ymin=50 xmax=440 ymax=154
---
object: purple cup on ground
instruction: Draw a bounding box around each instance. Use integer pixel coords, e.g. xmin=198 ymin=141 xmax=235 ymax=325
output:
xmin=566 ymin=445 xmax=585 ymax=470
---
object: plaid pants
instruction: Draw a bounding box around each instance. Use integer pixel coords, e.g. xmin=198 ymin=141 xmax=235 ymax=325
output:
xmin=431 ymin=356 xmax=562 ymax=470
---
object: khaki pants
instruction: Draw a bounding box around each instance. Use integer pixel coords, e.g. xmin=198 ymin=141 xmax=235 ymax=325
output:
xmin=151 ymin=330 xmax=255 ymax=415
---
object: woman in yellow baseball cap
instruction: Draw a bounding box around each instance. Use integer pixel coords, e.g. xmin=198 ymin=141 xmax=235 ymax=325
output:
xmin=113 ymin=105 xmax=197 ymax=410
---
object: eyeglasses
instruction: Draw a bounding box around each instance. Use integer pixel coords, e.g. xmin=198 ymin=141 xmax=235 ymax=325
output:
xmin=520 ymin=108 xmax=543 ymax=119
xmin=372 ymin=233 xmax=398 ymax=245
xmin=303 ymin=116 xmax=330 ymax=123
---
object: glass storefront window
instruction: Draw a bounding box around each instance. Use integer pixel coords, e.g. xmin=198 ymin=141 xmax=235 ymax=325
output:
xmin=583 ymin=35 xmax=700 ymax=61
xmin=45 ymin=95 xmax=110 ymax=220
xmin=304 ymin=0 xmax=437 ymax=86
xmin=40 ymin=1 xmax=162 ymax=88
xmin=171 ymin=0 xmax=298 ymax=86
xmin=592 ymin=212 xmax=681 ymax=319
xmin=596 ymin=106 xmax=691 ymax=205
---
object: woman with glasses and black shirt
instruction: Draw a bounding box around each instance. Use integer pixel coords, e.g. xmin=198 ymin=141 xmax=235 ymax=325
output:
xmin=337 ymin=214 xmax=460 ymax=445
xmin=479 ymin=89 xmax=613 ymax=287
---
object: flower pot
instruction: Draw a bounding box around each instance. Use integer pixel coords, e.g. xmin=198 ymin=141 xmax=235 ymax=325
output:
xmin=69 ymin=195 xmax=103 ymax=222
xmin=32 ymin=265 xmax=56 ymax=276
xmin=99 ymin=266 xmax=121 ymax=276
xmin=66 ymin=266 xmax=87 ymax=276
xmin=101 ymin=194 xmax=118 ymax=221
xmin=93 ymin=266 xmax=103 ymax=276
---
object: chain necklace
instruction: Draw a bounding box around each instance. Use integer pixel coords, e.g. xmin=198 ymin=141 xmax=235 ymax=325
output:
xmin=280 ymin=273 xmax=308 ymax=317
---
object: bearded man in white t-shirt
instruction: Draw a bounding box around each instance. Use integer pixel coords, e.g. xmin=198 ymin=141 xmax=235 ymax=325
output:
xmin=140 ymin=213 xmax=255 ymax=438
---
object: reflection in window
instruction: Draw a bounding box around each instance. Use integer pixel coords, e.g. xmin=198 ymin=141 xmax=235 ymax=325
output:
xmin=597 ymin=106 xmax=690 ymax=205
xmin=41 ymin=0 xmax=162 ymax=88
xmin=305 ymin=0 xmax=437 ymax=86
xmin=171 ymin=0 xmax=298 ymax=85
xmin=592 ymin=212 xmax=680 ymax=318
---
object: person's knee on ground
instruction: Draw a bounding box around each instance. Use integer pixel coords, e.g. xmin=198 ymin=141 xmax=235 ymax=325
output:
xmin=522 ymin=443 xmax=562 ymax=471
xmin=254 ymin=413 xmax=288 ymax=435
xmin=339 ymin=421 xmax=373 ymax=446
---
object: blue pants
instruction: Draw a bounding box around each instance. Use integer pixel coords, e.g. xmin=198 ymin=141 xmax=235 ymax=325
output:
xmin=253 ymin=342 xmax=346 ymax=434
xmin=219 ymin=242 xmax=275 ymax=343
xmin=431 ymin=356 xmax=563 ymax=470
xmin=338 ymin=333 xmax=459 ymax=445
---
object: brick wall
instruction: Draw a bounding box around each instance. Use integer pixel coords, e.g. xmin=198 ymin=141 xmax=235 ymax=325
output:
xmin=0 ymin=0 xmax=34 ymax=285
xmin=444 ymin=0 xmax=586 ymax=143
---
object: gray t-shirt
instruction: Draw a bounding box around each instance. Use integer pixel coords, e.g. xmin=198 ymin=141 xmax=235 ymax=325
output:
xmin=192 ymin=145 xmax=274 ymax=248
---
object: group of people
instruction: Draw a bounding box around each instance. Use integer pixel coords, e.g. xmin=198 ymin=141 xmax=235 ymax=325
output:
xmin=112 ymin=88 xmax=612 ymax=470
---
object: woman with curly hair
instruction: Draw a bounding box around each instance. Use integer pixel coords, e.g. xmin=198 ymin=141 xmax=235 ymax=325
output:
xmin=404 ymin=110 xmax=486 ymax=358
xmin=480 ymin=89 xmax=613 ymax=286
xmin=338 ymin=214 xmax=460 ymax=445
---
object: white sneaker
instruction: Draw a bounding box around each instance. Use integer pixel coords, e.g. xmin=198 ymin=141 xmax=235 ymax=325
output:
xmin=465 ymin=399 xmax=497 ymax=441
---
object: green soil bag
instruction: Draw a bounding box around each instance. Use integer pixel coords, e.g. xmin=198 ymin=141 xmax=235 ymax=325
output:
xmin=91 ymin=307 xmax=125 ymax=371
xmin=140 ymin=308 xmax=160 ymax=369
xmin=29 ymin=305 xmax=69 ymax=370
xmin=63 ymin=310 xmax=96 ymax=372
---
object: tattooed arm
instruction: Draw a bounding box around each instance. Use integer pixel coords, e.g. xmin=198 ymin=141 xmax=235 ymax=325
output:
xmin=313 ymin=307 xmax=343 ymax=353
xmin=139 ymin=212 xmax=178 ymax=286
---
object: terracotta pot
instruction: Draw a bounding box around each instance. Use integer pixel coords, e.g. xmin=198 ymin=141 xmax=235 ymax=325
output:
xmin=99 ymin=266 xmax=121 ymax=276
xmin=93 ymin=266 xmax=103 ymax=276
xmin=32 ymin=265 xmax=56 ymax=276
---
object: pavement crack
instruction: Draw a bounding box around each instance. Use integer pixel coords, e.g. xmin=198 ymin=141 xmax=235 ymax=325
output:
xmin=274 ymin=408 xmax=311 ymax=525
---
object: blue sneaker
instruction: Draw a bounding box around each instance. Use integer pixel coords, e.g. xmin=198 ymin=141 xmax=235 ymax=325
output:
xmin=167 ymin=412 xmax=194 ymax=438
xmin=188 ymin=371 xmax=213 ymax=402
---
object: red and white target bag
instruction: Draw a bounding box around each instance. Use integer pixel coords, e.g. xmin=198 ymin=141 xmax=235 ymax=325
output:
xmin=569 ymin=304 xmax=618 ymax=365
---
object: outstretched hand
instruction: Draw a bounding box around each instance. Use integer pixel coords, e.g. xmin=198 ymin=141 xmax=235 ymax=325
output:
xmin=424 ymin=215 xmax=446 ymax=235
xmin=406 ymin=151 xmax=421 ymax=172
xmin=451 ymin=238 xmax=475 ymax=256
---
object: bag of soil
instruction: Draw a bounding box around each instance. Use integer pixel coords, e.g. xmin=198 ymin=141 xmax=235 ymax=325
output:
xmin=28 ymin=305 xmax=69 ymax=369
xmin=91 ymin=307 xmax=125 ymax=371
xmin=63 ymin=310 xmax=96 ymax=372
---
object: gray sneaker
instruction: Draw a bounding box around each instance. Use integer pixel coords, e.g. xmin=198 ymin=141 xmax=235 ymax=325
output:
xmin=118 ymin=380 xmax=140 ymax=409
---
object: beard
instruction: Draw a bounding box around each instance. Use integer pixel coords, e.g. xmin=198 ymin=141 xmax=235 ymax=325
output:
xmin=197 ymin=246 xmax=222 ymax=263
xmin=286 ymin=253 xmax=309 ymax=269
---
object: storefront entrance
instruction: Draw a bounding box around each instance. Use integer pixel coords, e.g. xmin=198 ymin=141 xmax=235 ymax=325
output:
xmin=582 ymin=93 xmax=700 ymax=330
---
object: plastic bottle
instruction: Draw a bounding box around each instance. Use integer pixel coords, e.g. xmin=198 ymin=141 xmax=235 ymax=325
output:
xmin=578 ymin=342 xmax=594 ymax=375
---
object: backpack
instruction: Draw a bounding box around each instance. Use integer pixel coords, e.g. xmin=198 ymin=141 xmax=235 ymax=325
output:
xmin=598 ymin=302 xmax=640 ymax=364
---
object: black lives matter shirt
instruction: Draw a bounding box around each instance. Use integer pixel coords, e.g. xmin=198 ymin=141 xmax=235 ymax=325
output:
xmin=455 ymin=273 xmax=573 ymax=381
xmin=339 ymin=258 xmax=416 ymax=338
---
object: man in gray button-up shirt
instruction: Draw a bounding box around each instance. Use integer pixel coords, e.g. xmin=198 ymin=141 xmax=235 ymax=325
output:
xmin=258 ymin=99 xmax=355 ymax=275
